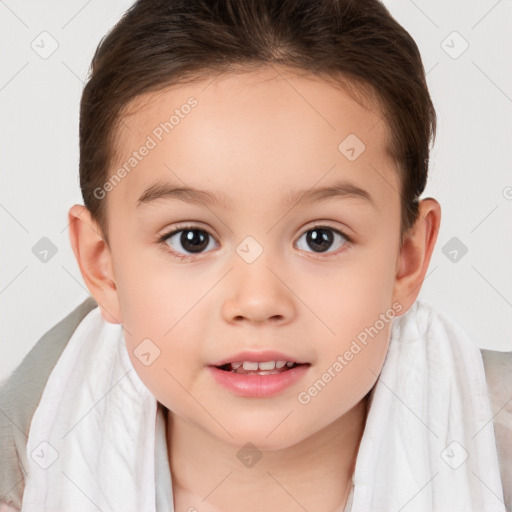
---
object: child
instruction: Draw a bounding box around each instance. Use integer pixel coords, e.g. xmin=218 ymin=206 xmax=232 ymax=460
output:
xmin=1 ymin=0 xmax=510 ymax=511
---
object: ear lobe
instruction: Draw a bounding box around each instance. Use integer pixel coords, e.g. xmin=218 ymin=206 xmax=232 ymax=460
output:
xmin=67 ymin=204 xmax=122 ymax=324
xmin=392 ymin=198 xmax=441 ymax=312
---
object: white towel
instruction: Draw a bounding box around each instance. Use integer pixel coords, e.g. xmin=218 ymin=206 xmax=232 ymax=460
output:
xmin=351 ymin=299 xmax=506 ymax=511
xmin=21 ymin=300 xmax=506 ymax=511
xmin=21 ymin=307 xmax=157 ymax=512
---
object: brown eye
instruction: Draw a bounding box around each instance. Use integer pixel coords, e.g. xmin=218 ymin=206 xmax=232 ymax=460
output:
xmin=161 ymin=226 xmax=218 ymax=259
xmin=295 ymin=225 xmax=349 ymax=254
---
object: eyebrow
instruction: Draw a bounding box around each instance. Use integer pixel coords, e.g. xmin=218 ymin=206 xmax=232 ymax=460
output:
xmin=136 ymin=179 xmax=375 ymax=209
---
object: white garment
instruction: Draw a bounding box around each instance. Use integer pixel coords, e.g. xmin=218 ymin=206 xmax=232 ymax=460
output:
xmin=351 ymin=300 xmax=505 ymax=511
xmin=21 ymin=300 xmax=506 ymax=512
xmin=21 ymin=309 xmax=158 ymax=512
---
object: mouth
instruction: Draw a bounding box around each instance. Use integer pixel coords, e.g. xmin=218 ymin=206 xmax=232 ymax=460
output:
xmin=215 ymin=360 xmax=308 ymax=375
xmin=208 ymin=360 xmax=311 ymax=398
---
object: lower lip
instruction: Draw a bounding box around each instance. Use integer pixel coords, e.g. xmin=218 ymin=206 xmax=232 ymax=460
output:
xmin=207 ymin=365 xmax=310 ymax=398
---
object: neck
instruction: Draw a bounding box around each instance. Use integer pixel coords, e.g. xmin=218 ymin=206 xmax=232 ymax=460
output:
xmin=166 ymin=394 xmax=370 ymax=512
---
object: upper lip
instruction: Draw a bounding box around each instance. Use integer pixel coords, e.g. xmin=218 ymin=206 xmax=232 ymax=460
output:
xmin=209 ymin=350 xmax=309 ymax=367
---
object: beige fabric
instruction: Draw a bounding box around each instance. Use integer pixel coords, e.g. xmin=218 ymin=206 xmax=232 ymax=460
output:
xmin=1 ymin=297 xmax=510 ymax=511
xmin=0 ymin=503 xmax=17 ymax=512
xmin=482 ymin=349 xmax=512 ymax=512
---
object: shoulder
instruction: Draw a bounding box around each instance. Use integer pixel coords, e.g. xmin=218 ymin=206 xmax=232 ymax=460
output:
xmin=0 ymin=296 xmax=98 ymax=510
xmin=480 ymin=348 xmax=512 ymax=511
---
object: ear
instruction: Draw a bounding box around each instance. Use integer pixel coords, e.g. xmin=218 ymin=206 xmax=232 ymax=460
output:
xmin=67 ymin=204 xmax=122 ymax=324
xmin=392 ymin=198 xmax=441 ymax=313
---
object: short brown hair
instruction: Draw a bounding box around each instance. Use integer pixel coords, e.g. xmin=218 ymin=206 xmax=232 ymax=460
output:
xmin=79 ymin=0 xmax=436 ymax=247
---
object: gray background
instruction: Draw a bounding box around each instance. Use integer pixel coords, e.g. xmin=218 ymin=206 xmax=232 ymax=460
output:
xmin=1 ymin=0 xmax=511 ymax=381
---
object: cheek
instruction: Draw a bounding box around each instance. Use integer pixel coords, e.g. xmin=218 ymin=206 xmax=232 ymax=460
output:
xmin=298 ymin=241 xmax=397 ymax=409
xmin=112 ymin=265 xmax=204 ymax=407
xmin=300 ymin=239 xmax=398 ymax=343
xmin=122 ymin=317 xmax=202 ymax=412
xmin=297 ymin=327 xmax=390 ymax=431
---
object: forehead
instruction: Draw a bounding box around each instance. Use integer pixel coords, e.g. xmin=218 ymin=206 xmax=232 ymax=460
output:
xmin=108 ymin=67 xmax=399 ymax=217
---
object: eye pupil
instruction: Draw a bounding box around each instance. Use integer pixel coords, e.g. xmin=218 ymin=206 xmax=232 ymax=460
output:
xmin=181 ymin=229 xmax=208 ymax=253
xmin=307 ymin=228 xmax=333 ymax=253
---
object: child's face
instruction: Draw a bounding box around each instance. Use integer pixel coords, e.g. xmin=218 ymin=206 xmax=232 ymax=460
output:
xmin=98 ymin=67 xmax=408 ymax=448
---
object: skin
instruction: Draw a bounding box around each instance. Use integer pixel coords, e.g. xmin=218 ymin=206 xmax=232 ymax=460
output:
xmin=68 ymin=66 xmax=441 ymax=512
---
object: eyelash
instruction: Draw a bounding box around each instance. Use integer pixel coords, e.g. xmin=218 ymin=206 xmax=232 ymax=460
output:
xmin=157 ymin=223 xmax=353 ymax=262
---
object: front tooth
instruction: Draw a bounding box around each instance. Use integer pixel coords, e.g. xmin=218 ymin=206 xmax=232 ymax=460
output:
xmin=259 ymin=361 xmax=276 ymax=370
xmin=242 ymin=361 xmax=259 ymax=371
xmin=276 ymin=360 xmax=287 ymax=369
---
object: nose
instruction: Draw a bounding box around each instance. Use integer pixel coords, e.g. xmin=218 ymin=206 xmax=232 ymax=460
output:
xmin=221 ymin=258 xmax=296 ymax=326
